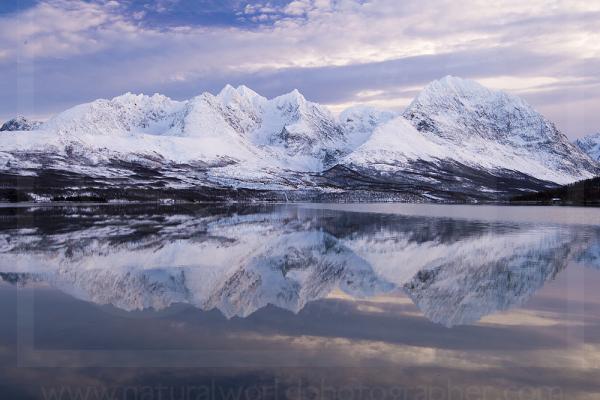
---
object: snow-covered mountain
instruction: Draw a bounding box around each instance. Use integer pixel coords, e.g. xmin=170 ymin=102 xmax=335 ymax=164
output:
xmin=337 ymin=76 xmax=597 ymax=200
xmin=0 ymin=76 xmax=597 ymax=202
xmin=575 ymin=132 xmax=600 ymax=162
xmin=0 ymin=116 xmax=42 ymax=131
xmin=403 ymin=76 xmax=597 ymax=181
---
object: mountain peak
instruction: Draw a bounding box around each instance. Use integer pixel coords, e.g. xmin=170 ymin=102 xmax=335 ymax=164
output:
xmin=438 ymin=74 xmax=478 ymax=87
xmin=217 ymin=84 xmax=265 ymax=106
xmin=235 ymin=84 xmax=260 ymax=98
xmin=437 ymin=74 xmax=468 ymax=87
xmin=217 ymin=84 xmax=236 ymax=99
xmin=273 ymin=88 xmax=306 ymax=106
xmin=416 ymin=75 xmax=497 ymax=105
xmin=404 ymin=76 xmax=543 ymax=141
xmin=0 ymin=115 xmax=43 ymax=132
xmin=575 ymin=132 xmax=600 ymax=161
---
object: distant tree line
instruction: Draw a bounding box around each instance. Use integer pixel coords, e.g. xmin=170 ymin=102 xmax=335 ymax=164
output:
xmin=511 ymin=176 xmax=600 ymax=205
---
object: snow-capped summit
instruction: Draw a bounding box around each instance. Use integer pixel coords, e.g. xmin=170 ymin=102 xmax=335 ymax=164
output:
xmin=216 ymin=84 xmax=266 ymax=109
xmin=575 ymin=132 xmax=600 ymax=162
xmin=255 ymin=88 xmax=347 ymax=168
xmin=272 ymin=88 xmax=306 ymax=106
xmin=405 ymin=75 xmax=561 ymax=145
xmin=234 ymin=84 xmax=262 ymax=99
xmin=401 ymin=75 xmax=598 ymax=182
xmin=0 ymin=115 xmax=42 ymax=131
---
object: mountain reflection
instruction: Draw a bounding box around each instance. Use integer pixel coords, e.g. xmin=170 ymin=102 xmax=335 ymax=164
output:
xmin=0 ymin=204 xmax=597 ymax=326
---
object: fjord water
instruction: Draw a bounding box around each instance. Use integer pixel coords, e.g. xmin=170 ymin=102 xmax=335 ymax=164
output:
xmin=0 ymin=204 xmax=599 ymax=399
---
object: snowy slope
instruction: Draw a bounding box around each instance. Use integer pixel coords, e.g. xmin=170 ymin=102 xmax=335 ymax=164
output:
xmin=341 ymin=112 xmax=588 ymax=193
xmin=339 ymin=106 xmax=398 ymax=149
xmin=575 ymin=132 xmax=600 ymax=162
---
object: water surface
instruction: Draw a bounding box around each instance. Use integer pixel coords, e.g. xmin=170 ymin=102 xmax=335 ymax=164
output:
xmin=0 ymin=204 xmax=599 ymax=399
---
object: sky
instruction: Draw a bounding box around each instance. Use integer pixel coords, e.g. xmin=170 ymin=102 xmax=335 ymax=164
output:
xmin=0 ymin=0 xmax=599 ymax=139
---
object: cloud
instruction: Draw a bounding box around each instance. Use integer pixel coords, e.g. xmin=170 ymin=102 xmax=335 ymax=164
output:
xmin=0 ymin=0 xmax=145 ymax=59
xmin=0 ymin=0 xmax=598 ymax=137
xmin=284 ymin=0 xmax=313 ymax=16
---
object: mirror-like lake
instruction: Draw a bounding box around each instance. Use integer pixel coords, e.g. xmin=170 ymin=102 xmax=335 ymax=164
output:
xmin=0 ymin=204 xmax=599 ymax=399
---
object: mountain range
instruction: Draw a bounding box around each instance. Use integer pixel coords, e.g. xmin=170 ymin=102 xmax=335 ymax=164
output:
xmin=1 ymin=76 xmax=598 ymax=202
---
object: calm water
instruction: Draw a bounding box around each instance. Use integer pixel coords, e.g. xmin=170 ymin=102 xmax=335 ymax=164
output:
xmin=0 ymin=204 xmax=599 ymax=400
